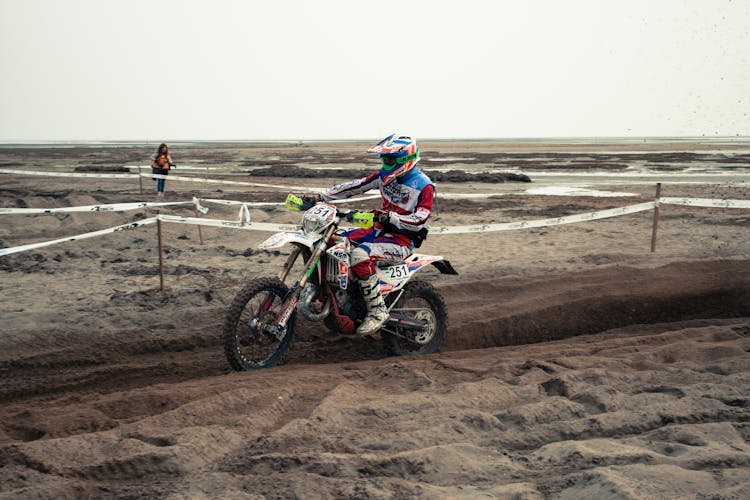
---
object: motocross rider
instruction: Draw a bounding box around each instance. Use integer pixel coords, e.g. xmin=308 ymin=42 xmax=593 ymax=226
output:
xmin=301 ymin=133 xmax=435 ymax=336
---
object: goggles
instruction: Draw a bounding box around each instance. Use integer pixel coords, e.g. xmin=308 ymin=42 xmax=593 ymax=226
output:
xmin=380 ymin=151 xmax=419 ymax=170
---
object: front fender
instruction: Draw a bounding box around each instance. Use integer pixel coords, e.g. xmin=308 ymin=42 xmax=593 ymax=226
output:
xmin=259 ymin=231 xmax=316 ymax=251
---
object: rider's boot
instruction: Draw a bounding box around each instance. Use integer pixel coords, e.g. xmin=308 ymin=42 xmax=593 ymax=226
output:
xmin=357 ymin=273 xmax=388 ymax=336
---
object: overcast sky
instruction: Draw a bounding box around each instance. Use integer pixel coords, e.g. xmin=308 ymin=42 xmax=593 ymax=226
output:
xmin=1 ymin=0 xmax=748 ymax=141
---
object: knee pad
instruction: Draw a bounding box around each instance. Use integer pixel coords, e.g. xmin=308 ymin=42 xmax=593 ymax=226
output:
xmin=350 ymin=246 xmax=374 ymax=278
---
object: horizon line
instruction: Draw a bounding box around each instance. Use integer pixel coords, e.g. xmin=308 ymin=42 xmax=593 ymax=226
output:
xmin=1 ymin=135 xmax=749 ymax=146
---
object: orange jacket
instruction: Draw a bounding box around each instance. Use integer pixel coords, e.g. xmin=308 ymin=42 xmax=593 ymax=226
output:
xmin=153 ymin=153 xmax=172 ymax=170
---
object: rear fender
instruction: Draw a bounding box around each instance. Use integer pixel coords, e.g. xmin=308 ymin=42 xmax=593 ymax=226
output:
xmin=377 ymin=253 xmax=457 ymax=294
xmin=407 ymin=253 xmax=458 ymax=275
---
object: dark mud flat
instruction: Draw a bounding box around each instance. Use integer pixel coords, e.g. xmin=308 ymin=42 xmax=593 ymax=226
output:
xmin=3 ymin=138 xmax=750 ymax=173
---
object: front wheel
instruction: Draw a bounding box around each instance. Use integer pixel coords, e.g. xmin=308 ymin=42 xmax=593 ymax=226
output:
xmin=382 ymin=280 xmax=447 ymax=356
xmin=223 ymin=278 xmax=296 ymax=370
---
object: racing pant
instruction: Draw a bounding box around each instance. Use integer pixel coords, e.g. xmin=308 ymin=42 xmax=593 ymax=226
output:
xmin=345 ymin=228 xmax=412 ymax=278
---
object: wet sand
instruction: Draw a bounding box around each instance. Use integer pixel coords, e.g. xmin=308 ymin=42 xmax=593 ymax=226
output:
xmin=1 ymin=140 xmax=749 ymax=498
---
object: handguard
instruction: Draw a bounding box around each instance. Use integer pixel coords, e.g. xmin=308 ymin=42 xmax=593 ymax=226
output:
xmin=350 ymin=211 xmax=374 ymax=229
xmin=285 ymin=193 xmax=305 ymax=211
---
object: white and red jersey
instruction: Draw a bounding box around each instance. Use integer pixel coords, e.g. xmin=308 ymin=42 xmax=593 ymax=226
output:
xmin=320 ymin=167 xmax=435 ymax=246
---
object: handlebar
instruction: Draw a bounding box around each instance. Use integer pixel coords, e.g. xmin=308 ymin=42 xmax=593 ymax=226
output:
xmin=285 ymin=193 xmax=375 ymax=229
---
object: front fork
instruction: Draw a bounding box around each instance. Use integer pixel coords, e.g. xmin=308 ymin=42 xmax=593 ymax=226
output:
xmin=278 ymin=245 xmax=304 ymax=283
xmin=267 ymin=225 xmax=337 ymax=337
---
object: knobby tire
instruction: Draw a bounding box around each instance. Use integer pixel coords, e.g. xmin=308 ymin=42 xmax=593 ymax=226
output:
xmin=382 ymin=280 xmax=448 ymax=356
xmin=223 ymin=278 xmax=295 ymax=370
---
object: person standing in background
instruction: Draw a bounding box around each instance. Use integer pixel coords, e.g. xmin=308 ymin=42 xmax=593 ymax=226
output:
xmin=150 ymin=143 xmax=175 ymax=197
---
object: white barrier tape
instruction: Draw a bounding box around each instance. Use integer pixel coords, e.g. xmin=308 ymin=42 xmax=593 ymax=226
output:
xmin=438 ymin=193 xmax=505 ymax=199
xmin=0 ymin=218 xmax=158 ymax=256
xmin=0 ymin=168 xmax=322 ymax=191
xmin=145 ymin=174 xmax=379 ymax=199
xmin=160 ymin=202 xmax=659 ymax=235
xmin=0 ymin=197 xmax=282 ymax=215
xmin=327 ymin=193 xmax=382 ymax=203
xmin=192 ymin=197 xmax=209 ymax=214
xmin=197 ymin=193 xmax=377 ymax=206
xmin=199 ymin=198 xmax=282 ymax=207
xmin=193 ymin=199 xmax=268 ymax=223
xmin=660 ymin=197 xmax=750 ymax=209
xmin=428 ymin=202 xmax=658 ymax=235
xmin=0 ymin=193 xmax=407 ymax=216
xmin=143 ymin=172 xmax=320 ymax=191
xmin=2 ymin=197 xmax=746 ymax=257
xmin=5 ymin=166 xmax=748 ymax=209
xmin=0 ymin=200 xmax=193 ymax=215
xmin=0 ymin=169 xmax=137 ymax=179
xmin=157 ymin=214 xmax=300 ymax=232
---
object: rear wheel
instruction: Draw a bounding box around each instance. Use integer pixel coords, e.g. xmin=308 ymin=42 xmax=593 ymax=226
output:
xmin=382 ymin=280 xmax=447 ymax=356
xmin=223 ymin=278 xmax=295 ymax=370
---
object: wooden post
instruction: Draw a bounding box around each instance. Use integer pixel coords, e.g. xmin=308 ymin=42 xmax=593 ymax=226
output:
xmin=194 ymin=206 xmax=205 ymax=245
xmin=138 ymin=166 xmax=143 ymax=195
xmin=650 ymin=182 xmax=661 ymax=252
xmin=157 ymin=212 xmax=165 ymax=291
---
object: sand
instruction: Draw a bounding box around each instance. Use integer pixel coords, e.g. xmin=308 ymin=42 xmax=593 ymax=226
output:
xmin=1 ymin=140 xmax=749 ymax=498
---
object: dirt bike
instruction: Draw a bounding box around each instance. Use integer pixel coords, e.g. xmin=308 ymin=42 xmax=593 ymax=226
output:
xmin=223 ymin=194 xmax=458 ymax=370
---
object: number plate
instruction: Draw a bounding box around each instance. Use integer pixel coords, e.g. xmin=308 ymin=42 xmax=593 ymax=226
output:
xmin=386 ymin=264 xmax=409 ymax=280
xmin=307 ymin=204 xmax=336 ymax=221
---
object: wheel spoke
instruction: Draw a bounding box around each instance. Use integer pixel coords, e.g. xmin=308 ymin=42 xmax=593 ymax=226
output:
xmin=382 ymin=280 xmax=447 ymax=356
xmin=224 ymin=278 xmax=296 ymax=370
